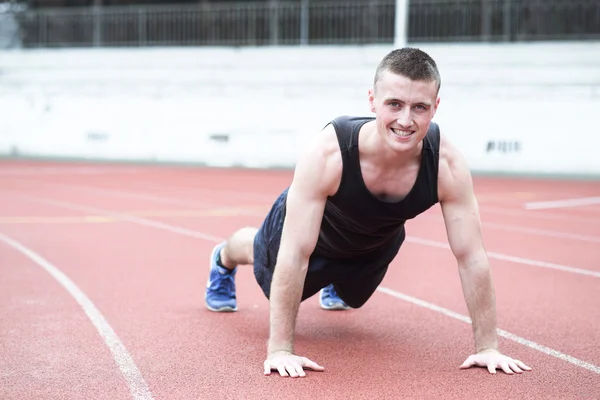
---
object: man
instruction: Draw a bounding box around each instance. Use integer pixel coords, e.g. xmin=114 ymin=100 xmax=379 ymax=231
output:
xmin=205 ymin=47 xmax=532 ymax=378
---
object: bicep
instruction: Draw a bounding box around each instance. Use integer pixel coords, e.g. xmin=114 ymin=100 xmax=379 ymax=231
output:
xmin=439 ymin=151 xmax=485 ymax=263
xmin=277 ymin=126 xmax=340 ymax=266
xmin=279 ymin=181 xmax=327 ymax=263
xmin=441 ymin=189 xmax=483 ymax=262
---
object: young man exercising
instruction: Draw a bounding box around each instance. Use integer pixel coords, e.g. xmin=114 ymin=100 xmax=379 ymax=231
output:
xmin=205 ymin=47 xmax=532 ymax=378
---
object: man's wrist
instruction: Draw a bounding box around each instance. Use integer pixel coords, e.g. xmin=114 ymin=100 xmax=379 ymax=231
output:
xmin=477 ymin=346 xmax=500 ymax=354
xmin=267 ymin=341 xmax=293 ymax=356
xmin=475 ymin=333 xmax=499 ymax=354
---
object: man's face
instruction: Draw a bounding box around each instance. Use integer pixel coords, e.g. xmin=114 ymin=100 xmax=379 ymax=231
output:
xmin=369 ymin=70 xmax=440 ymax=152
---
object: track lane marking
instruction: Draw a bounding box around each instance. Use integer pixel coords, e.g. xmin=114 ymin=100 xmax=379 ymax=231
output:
xmin=525 ymin=197 xmax=600 ymax=210
xmin=0 ymin=206 xmax=269 ymax=224
xmin=0 ymin=232 xmax=154 ymax=400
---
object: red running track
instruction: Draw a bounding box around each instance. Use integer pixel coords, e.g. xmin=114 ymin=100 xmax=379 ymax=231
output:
xmin=0 ymin=160 xmax=599 ymax=400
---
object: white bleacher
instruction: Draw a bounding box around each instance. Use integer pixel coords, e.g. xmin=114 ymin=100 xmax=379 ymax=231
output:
xmin=1 ymin=42 xmax=599 ymax=175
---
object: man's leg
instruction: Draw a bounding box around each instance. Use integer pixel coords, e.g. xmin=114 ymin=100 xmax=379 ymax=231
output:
xmin=206 ymin=187 xmax=289 ymax=312
xmin=219 ymin=227 xmax=258 ymax=269
xmin=205 ymin=227 xmax=258 ymax=312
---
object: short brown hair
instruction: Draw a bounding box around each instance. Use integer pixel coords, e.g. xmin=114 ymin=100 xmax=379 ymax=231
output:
xmin=374 ymin=47 xmax=441 ymax=93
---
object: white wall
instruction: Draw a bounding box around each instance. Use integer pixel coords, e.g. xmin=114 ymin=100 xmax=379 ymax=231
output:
xmin=1 ymin=42 xmax=599 ymax=176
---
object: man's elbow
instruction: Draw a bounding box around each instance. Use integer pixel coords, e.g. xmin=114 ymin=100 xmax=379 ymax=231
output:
xmin=455 ymin=247 xmax=489 ymax=271
xmin=275 ymin=248 xmax=311 ymax=275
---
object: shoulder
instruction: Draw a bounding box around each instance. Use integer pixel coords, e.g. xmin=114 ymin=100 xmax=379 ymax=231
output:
xmin=436 ymin=132 xmax=474 ymax=203
xmin=330 ymin=115 xmax=375 ymax=130
xmin=291 ymin=122 xmax=343 ymax=198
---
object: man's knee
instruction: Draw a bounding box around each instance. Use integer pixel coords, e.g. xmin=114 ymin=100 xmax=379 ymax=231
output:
xmin=239 ymin=226 xmax=259 ymax=238
xmin=223 ymin=226 xmax=259 ymax=265
xmin=230 ymin=226 xmax=258 ymax=245
xmin=240 ymin=227 xmax=259 ymax=263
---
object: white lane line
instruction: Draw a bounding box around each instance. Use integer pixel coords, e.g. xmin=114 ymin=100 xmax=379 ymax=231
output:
xmin=481 ymin=205 xmax=600 ymax=225
xmin=44 ymin=184 xmax=218 ymax=209
xmin=0 ymin=232 xmax=154 ymax=400
xmin=9 ymin=179 xmax=271 ymax=211
xmin=11 ymin=173 xmax=600 ymax=223
xmin=484 ymin=251 xmax=600 ymax=278
xmin=16 ymin=194 xmax=600 ymax=279
xmin=0 ymin=166 xmax=145 ymax=176
xmin=13 ymin=194 xmax=600 ymax=375
xmin=376 ymin=286 xmax=600 ymax=375
xmin=11 ymin=181 xmax=600 ymax=246
xmin=482 ymin=222 xmax=600 ymax=244
xmin=524 ymin=197 xmax=600 ymax=210
xmin=15 ymin=196 xmax=223 ymax=243
xmin=406 ymin=237 xmax=600 ymax=278
xmin=16 ymin=178 xmax=600 ymax=244
xmin=420 ymin=214 xmax=600 ymax=244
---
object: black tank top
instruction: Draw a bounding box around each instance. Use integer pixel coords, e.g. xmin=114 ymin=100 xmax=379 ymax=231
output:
xmin=313 ymin=115 xmax=441 ymax=259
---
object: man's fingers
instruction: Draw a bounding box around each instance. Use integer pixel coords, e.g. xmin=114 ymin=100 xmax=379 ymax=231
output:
xmin=276 ymin=365 xmax=289 ymax=377
xmin=264 ymin=355 xmax=322 ymax=378
xmin=508 ymin=361 xmax=523 ymax=373
xmin=459 ymin=353 xmax=531 ymax=375
xmin=291 ymin=363 xmax=306 ymax=378
xmin=515 ymin=360 xmax=532 ymax=371
xmin=499 ymin=362 xmax=514 ymax=375
xmin=459 ymin=357 xmax=476 ymax=369
xmin=263 ymin=360 xmax=273 ymax=375
xmin=302 ymin=357 xmax=325 ymax=371
xmin=284 ymin=363 xmax=302 ymax=378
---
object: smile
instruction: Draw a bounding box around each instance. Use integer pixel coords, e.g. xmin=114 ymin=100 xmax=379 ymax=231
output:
xmin=391 ymin=128 xmax=415 ymax=138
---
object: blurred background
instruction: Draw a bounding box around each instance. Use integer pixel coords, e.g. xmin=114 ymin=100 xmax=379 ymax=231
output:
xmin=1 ymin=0 xmax=599 ymax=176
xmin=2 ymin=0 xmax=599 ymax=47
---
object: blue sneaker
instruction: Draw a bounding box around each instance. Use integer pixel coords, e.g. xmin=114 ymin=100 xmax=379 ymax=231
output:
xmin=319 ymin=284 xmax=350 ymax=310
xmin=205 ymin=242 xmax=238 ymax=312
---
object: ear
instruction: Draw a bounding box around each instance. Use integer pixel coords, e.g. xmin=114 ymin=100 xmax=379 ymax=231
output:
xmin=432 ymin=96 xmax=441 ymax=117
xmin=368 ymin=88 xmax=376 ymax=113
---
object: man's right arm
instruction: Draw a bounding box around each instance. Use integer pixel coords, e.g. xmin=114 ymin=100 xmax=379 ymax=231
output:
xmin=264 ymin=124 xmax=342 ymax=378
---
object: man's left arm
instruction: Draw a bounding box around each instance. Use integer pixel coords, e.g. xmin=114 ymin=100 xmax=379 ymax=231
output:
xmin=438 ymin=142 xmax=532 ymax=375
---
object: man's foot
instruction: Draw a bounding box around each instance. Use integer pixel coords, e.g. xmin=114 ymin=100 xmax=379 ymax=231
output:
xmin=319 ymin=284 xmax=350 ymax=310
xmin=205 ymin=242 xmax=238 ymax=312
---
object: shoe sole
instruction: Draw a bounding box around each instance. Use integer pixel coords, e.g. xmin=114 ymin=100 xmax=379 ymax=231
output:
xmin=205 ymin=243 xmax=238 ymax=313
xmin=320 ymin=303 xmax=350 ymax=311
xmin=206 ymin=304 xmax=238 ymax=312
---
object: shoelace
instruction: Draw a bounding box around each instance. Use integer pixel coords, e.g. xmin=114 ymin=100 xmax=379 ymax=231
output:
xmin=323 ymin=286 xmax=339 ymax=300
xmin=210 ymin=272 xmax=234 ymax=295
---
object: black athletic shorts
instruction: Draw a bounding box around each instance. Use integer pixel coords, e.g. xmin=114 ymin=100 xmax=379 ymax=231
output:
xmin=253 ymin=188 xmax=405 ymax=308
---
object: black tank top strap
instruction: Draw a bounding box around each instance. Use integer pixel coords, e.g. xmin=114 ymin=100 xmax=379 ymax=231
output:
xmin=329 ymin=115 xmax=374 ymax=188
xmin=420 ymin=122 xmax=441 ymax=203
xmin=329 ymin=115 xmax=360 ymax=150
xmin=424 ymin=121 xmax=440 ymax=151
